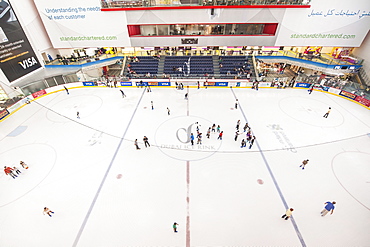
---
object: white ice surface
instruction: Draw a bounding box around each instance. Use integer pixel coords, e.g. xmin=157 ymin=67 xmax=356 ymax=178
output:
xmin=0 ymin=87 xmax=369 ymax=247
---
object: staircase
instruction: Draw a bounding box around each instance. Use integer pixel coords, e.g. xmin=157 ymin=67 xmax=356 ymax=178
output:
xmin=212 ymin=55 xmax=220 ymax=78
xmin=157 ymin=56 xmax=165 ymax=76
xmin=357 ymin=67 xmax=370 ymax=86
xmin=247 ymin=56 xmax=256 ymax=81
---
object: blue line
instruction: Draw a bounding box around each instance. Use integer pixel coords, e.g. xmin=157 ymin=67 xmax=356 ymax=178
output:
xmin=72 ymin=88 xmax=146 ymax=247
xmin=230 ymin=87 xmax=306 ymax=247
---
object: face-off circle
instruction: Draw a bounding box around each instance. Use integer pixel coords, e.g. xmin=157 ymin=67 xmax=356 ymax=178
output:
xmin=154 ymin=115 xmax=222 ymax=161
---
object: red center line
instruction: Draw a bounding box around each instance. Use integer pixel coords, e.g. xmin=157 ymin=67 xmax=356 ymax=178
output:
xmin=186 ymin=86 xmax=190 ymax=246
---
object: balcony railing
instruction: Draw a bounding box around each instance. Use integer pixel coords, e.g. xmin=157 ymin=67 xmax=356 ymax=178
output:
xmin=101 ymin=0 xmax=310 ymax=9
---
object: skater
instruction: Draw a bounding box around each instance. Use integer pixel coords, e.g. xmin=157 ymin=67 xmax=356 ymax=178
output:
xmin=323 ymin=107 xmax=331 ymax=118
xmin=234 ymin=131 xmax=240 ymax=141
xmin=63 ymin=86 xmax=69 ymax=95
xmin=235 ymin=99 xmax=238 ymax=109
xmin=236 ymin=120 xmax=240 ymax=130
xmin=281 ymin=208 xmax=294 ymax=220
xmin=197 ymin=81 xmax=200 ymax=89
xmin=13 ymin=166 xmax=21 ymax=175
xmin=206 ymin=127 xmax=211 ymax=138
xmin=321 ymin=201 xmax=336 ymax=216
xmin=254 ymin=81 xmax=259 ymax=90
xmin=151 ymin=101 xmax=154 ymax=110
xmin=190 ymin=133 xmax=194 ymax=145
xmin=173 ymin=222 xmax=179 ymax=233
xmin=211 ymin=124 xmax=216 ymax=132
xmin=134 ymin=139 xmax=141 ymax=150
xmin=4 ymin=166 xmax=17 ymax=179
xmin=167 ymin=107 xmax=170 ymax=115
xmin=120 ymin=89 xmax=126 ymax=98
xmin=246 ymin=130 xmax=252 ymax=140
xmin=308 ymin=85 xmax=314 ymax=94
xmin=300 ymin=159 xmax=309 ymax=169
xmin=77 ymin=111 xmax=80 ymax=119
xmin=197 ymin=133 xmax=202 ymax=144
xmin=185 ymin=93 xmax=188 ymax=100
xmin=147 ymin=85 xmax=151 ymax=92
xmin=43 ymin=207 xmax=54 ymax=217
xmin=217 ymin=125 xmax=220 ymax=133
xmin=243 ymin=123 xmax=249 ymax=132
xmin=249 ymin=136 xmax=256 ymax=149
xmin=241 ymin=139 xmax=246 ymax=148
xmin=20 ymin=161 xmax=28 ymax=169
xmin=217 ymin=131 xmax=223 ymax=140
xmin=143 ymin=136 xmax=150 ymax=147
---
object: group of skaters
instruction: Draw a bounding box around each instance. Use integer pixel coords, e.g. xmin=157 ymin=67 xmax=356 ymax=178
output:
xmin=4 ymin=160 xmax=57 ymax=218
xmin=280 ymin=160 xmax=336 ymax=221
xmin=281 ymin=201 xmax=336 ymax=221
xmin=134 ymin=136 xmax=151 ymax=150
xmin=234 ymin=120 xmax=256 ymax=149
xmin=3 ymin=161 xmax=28 ymax=179
xmin=186 ymin=121 xmax=256 ymax=149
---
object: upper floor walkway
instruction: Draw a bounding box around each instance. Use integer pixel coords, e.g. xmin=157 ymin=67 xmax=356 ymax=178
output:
xmin=100 ymin=0 xmax=311 ymax=10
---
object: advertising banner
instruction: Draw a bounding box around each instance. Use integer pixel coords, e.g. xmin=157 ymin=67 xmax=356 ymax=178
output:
xmin=0 ymin=0 xmax=42 ymax=82
xmin=0 ymin=109 xmax=9 ymax=120
xmin=158 ymin=82 xmax=170 ymax=86
xmin=31 ymin=89 xmax=47 ymax=98
xmin=215 ymin=82 xmax=228 ymax=87
xmin=120 ymin=81 xmax=132 ymax=86
xmin=206 ymin=82 xmax=228 ymax=87
xmin=339 ymin=90 xmax=357 ymax=100
xmin=275 ymin=0 xmax=370 ymax=47
xmin=7 ymin=100 xmax=23 ymax=112
xmin=259 ymin=82 xmax=272 ymax=87
xmin=142 ymin=81 xmax=171 ymax=86
xmin=83 ymin=81 xmax=94 ymax=86
xmin=294 ymin=82 xmax=311 ymax=88
xmin=33 ymin=0 xmax=131 ymax=48
xmin=354 ymin=96 xmax=370 ymax=107
xmin=328 ymin=87 xmax=341 ymax=95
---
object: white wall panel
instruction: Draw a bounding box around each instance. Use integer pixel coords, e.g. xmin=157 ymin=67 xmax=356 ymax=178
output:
xmin=33 ymin=0 xmax=131 ymax=48
xmin=275 ymin=0 xmax=370 ymax=47
xmin=126 ymin=8 xmax=286 ymax=24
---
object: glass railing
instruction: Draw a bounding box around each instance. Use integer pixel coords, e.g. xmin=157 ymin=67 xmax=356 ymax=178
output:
xmin=254 ymin=50 xmax=363 ymax=66
xmin=101 ymin=0 xmax=310 ymax=9
xmin=45 ymin=53 xmax=122 ymax=66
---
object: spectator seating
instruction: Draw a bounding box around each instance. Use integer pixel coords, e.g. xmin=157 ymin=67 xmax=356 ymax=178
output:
xmin=127 ymin=56 xmax=159 ymax=77
xmin=164 ymin=56 xmax=214 ymax=77
xmin=219 ymin=56 xmax=254 ymax=79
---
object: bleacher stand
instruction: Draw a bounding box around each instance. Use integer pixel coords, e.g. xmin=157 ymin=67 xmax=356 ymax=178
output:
xmin=126 ymin=56 xmax=159 ymax=78
xmin=219 ymin=56 xmax=253 ymax=79
xmin=163 ymin=56 xmax=214 ymax=77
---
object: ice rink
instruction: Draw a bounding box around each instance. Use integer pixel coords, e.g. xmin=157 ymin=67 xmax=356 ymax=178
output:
xmin=0 ymin=85 xmax=369 ymax=247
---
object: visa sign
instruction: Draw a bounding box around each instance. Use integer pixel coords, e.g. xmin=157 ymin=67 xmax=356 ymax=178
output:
xmin=18 ymin=57 xmax=38 ymax=69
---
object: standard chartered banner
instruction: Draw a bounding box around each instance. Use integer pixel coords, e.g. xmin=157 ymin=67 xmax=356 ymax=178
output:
xmin=275 ymin=0 xmax=370 ymax=47
xmin=33 ymin=0 xmax=131 ymax=48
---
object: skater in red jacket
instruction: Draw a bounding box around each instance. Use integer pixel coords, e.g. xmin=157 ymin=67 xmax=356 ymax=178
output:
xmin=217 ymin=131 xmax=223 ymax=140
xmin=4 ymin=166 xmax=17 ymax=179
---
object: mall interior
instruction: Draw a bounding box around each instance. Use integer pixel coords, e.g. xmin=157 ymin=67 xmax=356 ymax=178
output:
xmin=0 ymin=1 xmax=370 ymax=247
xmin=0 ymin=0 xmax=369 ymax=115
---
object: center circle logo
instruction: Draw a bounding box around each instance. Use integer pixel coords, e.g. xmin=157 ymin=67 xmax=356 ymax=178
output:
xmin=154 ymin=115 xmax=222 ymax=161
